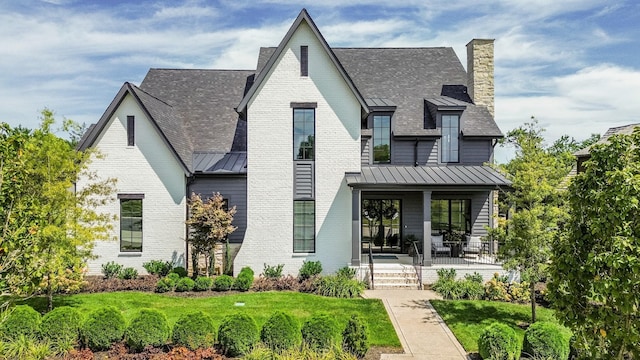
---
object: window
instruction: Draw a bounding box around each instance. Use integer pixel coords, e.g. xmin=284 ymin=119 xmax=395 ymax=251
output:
xmin=431 ymin=199 xmax=471 ymax=234
xmin=294 ymin=200 xmax=315 ymax=252
xmin=373 ymin=115 xmax=391 ymax=163
xmin=293 ymin=108 xmax=315 ymax=160
xmin=300 ymin=45 xmax=308 ymax=76
xmin=441 ymin=114 xmax=459 ymax=162
xmin=119 ymin=195 xmax=143 ymax=252
xmin=127 ymin=115 xmax=135 ymax=146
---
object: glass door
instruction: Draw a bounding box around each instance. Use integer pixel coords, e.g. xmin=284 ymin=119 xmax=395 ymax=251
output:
xmin=361 ymin=199 xmax=401 ymax=253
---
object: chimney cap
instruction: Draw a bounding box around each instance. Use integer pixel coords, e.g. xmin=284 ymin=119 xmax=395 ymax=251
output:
xmin=466 ymin=39 xmax=495 ymax=47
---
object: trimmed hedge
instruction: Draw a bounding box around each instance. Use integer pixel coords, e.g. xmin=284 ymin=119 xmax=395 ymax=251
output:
xmin=478 ymin=323 xmax=521 ymax=360
xmin=301 ymin=313 xmax=340 ymax=351
xmin=175 ymin=277 xmax=196 ymax=292
xmin=523 ymin=321 xmax=571 ymax=360
xmin=342 ymin=314 xmax=369 ymax=358
xmin=0 ymin=305 xmax=41 ymax=340
xmin=234 ymin=267 xmax=254 ymax=291
xmin=81 ymin=306 xmax=126 ymax=351
xmin=125 ymin=309 xmax=170 ymax=351
xmin=260 ymin=311 xmax=300 ymax=352
xmin=194 ymin=276 xmax=214 ymax=291
xmin=172 ymin=311 xmax=216 ymax=350
xmin=218 ymin=313 xmax=259 ymax=357
xmin=40 ymin=306 xmax=82 ymax=343
xmin=213 ymin=275 xmax=234 ymax=291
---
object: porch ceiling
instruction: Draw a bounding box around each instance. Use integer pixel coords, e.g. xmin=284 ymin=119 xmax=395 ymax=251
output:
xmin=346 ymin=165 xmax=511 ymax=187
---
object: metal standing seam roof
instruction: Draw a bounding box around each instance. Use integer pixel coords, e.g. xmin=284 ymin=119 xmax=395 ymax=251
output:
xmin=346 ymin=165 xmax=511 ymax=187
xmin=193 ymin=152 xmax=247 ymax=174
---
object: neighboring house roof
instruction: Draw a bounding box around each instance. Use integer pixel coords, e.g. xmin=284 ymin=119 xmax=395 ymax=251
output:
xmin=237 ymin=8 xmax=369 ymax=116
xmin=345 ymin=165 xmax=511 ymax=187
xmin=574 ymin=123 xmax=640 ymax=157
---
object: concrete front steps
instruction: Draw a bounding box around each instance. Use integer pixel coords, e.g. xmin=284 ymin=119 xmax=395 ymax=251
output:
xmin=372 ymin=264 xmax=421 ymax=290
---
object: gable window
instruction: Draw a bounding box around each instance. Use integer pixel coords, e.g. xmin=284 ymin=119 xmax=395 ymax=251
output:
xmin=127 ymin=115 xmax=135 ymax=146
xmin=431 ymin=199 xmax=471 ymax=234
xmin=293 ymin=200 xmax=315 ymax=252
xmin=373 ymin=115 xmax=391 ymax=163
xmin=441 ymin=114 xmax=459 ymax=162
xmin=119 ymin=194 xmax=144 ymax=252
xmin=300 ymin=45 xmax=308 ymax=76
xmin=293 ymin=108 xmax=315 ymax=160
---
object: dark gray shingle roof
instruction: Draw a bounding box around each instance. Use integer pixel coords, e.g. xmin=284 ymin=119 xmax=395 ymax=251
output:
xmin=574 ymin=123 xmax=640 ymax=157
xmin=346 ymin=165 xmax=511 ymax=187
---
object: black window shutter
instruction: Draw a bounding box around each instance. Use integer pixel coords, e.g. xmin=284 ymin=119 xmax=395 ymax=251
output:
xmin=127 ymin=115 xmax=135 ymax=146
xmin=300 ymin=46 xmax=308 ymax=76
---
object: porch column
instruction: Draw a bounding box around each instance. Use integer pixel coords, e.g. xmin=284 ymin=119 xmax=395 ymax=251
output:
xmin=351 ymin=188 xmax=361 ymax=266
xmin=423 ymin=190 xmax=432 ymax=266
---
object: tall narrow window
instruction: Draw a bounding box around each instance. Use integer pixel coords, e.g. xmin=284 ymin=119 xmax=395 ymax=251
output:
xmin=441 ymin=114 xmax=459 ymax=162
xmin=119 ymin=194 xmax=143 ymax=252
xmin=373 ymin=115 xmax=391 ymax=163
xmin=293 ymin=108 xmax=315 ymax=160
xmin=294 ymin=200 xmax=315 ymax=252
xmin=127 ymin=115 xmax=135 ymax=146
xmin=300 ymin=45 xmax=308 ymax=76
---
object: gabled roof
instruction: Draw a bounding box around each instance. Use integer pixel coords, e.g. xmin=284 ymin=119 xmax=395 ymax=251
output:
xmin=574 ymin=123 xmax=640 ymax=157
xmin=77 ymin=82 xmax=191 ymax=174
xmin=237 ymin=9 xmax=369 ymax=116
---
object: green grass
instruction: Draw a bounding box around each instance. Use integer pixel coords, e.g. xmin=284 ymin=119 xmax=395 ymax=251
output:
xmin=431 ymin=300 xmax=559 ymax=352
xmin=17 ymin=291 xmax=400 ymax=347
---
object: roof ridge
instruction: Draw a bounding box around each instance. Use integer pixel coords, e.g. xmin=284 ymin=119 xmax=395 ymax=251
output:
xmin=333 ymin=47 xmax=451 ymax=50
xmin=127 ymin=82 xmax=173 ymax=108
xmin=148 ymin=68 xmax=255 ymax=72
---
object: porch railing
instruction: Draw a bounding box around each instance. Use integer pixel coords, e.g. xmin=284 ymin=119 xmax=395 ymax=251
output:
xmin=412 ymin=241 xmax=423 ymax=289
xmin=368 ymin=241 xmax=374 ymax=290
xmin=431 ymin=237 xmax=503 ymax=266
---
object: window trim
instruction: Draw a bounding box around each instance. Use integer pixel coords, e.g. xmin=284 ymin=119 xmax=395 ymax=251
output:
xmin=293 ymin=108 xmax=315 ymax=161
xmin=119 ymin=196 xmax=143 ymax=253
xmin=293 ymin=200 xmax=315 ymax=253
xmin=440 ymin=113 xmax=460 ymax=163
xmin=126 ymin=115 xmax=135 ymax=146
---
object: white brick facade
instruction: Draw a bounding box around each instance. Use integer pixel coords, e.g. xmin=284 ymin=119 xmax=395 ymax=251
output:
xmin=79 ymin=94 xmax=187 ymax=275
xmin=234 ymin=21 xmax=361 ymax=275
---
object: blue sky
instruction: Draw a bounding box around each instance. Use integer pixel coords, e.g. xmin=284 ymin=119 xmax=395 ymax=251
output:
xmin=2 ymin=0 xmax=639 ymax=162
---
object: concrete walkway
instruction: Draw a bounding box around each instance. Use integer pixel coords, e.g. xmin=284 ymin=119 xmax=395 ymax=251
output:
xmin=362 ymin=290 xmax=468 ymax=360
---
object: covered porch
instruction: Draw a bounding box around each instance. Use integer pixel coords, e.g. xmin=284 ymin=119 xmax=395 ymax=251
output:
xmin=346 ymin=165 xmax=510 ymax=268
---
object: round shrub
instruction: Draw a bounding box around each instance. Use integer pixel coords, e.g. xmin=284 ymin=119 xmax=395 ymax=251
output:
xmin=342 ymin=314 xmax=369 ymax=358
xmin=218 ymin=313 xmax=259 ymax=357
xmin=81 ymin=306 xmax=126 ymax=351
xmin=0 ymin=305 xmax=41 ymax=340
xmin=125 ymin=309 xmax=170 ymax=352
xmin=260 ymin=311 xmax=300 ymax=352
xmin=523 ymin=322 xmax=571 ymax=360
xmin=170 ymin=266 xmax=188 ymax=278
xmin=234 ymin=267 xmax=254 ymax=291
xmin=175 ymin=277 xmax=195 ymax=292
xmin=166 ymin=272 xmax=181 ymax=284
xmin=172 ymin=311 xmax=216 ymax=350
xmin=40 ymin=306 xmax=82 ymax=343
xmin=156 ymin=277 xmax=174 ymax=293
xmin=301 ymin=313 xmax=340 ymax=351
xmin=194 ymin=276 xmax=214 ymax=291
xmin=298 ymin=260 xmax=322 ymax=281
xmin=143 ymin=260 xmax=173 ymax=277
xmin=213 ymin=275 xmax=234 ymax=291
xmin=478 ymin=323 xmax=521 ymax=360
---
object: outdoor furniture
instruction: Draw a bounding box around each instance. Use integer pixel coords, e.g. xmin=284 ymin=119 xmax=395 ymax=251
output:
xmin=463 ymin=235 xmax=482 ymax=256
xmin=431 ymin=235 xmax=451 ymax=257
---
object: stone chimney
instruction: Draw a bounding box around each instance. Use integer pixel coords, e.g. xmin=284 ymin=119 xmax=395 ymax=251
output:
xmin=466 ymin=39 xmax=495 ymax=118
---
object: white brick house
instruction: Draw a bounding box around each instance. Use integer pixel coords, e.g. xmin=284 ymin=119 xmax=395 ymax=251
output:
xmin=78 ymin=9 xmax=509 ymax=277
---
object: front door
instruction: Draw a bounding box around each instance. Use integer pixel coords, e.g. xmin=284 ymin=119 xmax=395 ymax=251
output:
xmin=361 ymin=199 xmax=402 ymax=253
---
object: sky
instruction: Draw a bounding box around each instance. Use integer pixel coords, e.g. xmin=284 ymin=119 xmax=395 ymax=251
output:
xmin=1 ymin=0 xmax=639 ymax=163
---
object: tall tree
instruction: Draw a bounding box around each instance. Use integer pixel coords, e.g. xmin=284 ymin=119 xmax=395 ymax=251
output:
xmin=492 ymin=119 xmax=567 ymax=323
xmin=186 ymin=192 xmax=237 ymax=276
xmin=549 ymin=130 xmax=640 ymax=359
xmin=0 ymin=109 xmax=116 ymax=310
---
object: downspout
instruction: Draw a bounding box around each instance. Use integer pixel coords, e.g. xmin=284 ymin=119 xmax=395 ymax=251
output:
xmin=414 ymin=138 xmax=419 ymax=167
xmin=185 ymin=174 xmax=195 ymax=274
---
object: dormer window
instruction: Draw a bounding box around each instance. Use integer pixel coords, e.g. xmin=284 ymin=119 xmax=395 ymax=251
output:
xmin=300 ymin=46 xmax=308 ymax=76
xmin=373 ymin=115 xmax=391 ymax=163
xmin=441 ymin=114 xmax=459 ymax=163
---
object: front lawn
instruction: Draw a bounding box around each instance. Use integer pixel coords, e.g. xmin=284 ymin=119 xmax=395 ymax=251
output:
xmin=431 ymin=300 xmax=559 ymax=352
xmin=19 ymin=291 xmax=400 ymax=347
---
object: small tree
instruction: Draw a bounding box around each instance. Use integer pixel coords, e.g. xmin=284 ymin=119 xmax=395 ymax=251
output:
xmin=186 ymin=192 xmax=236 ymax=276
xmin=549 ymin=130 xmax=640 ymax=359
xmin=492 ymin=119 xmax=567 ymax=323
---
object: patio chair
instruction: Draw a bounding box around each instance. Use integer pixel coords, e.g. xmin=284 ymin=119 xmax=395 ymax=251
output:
xmin=463 ymin=235 xmax=482 ymax=256
xmin=431 ymin=235 xmax=451 ymax=257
